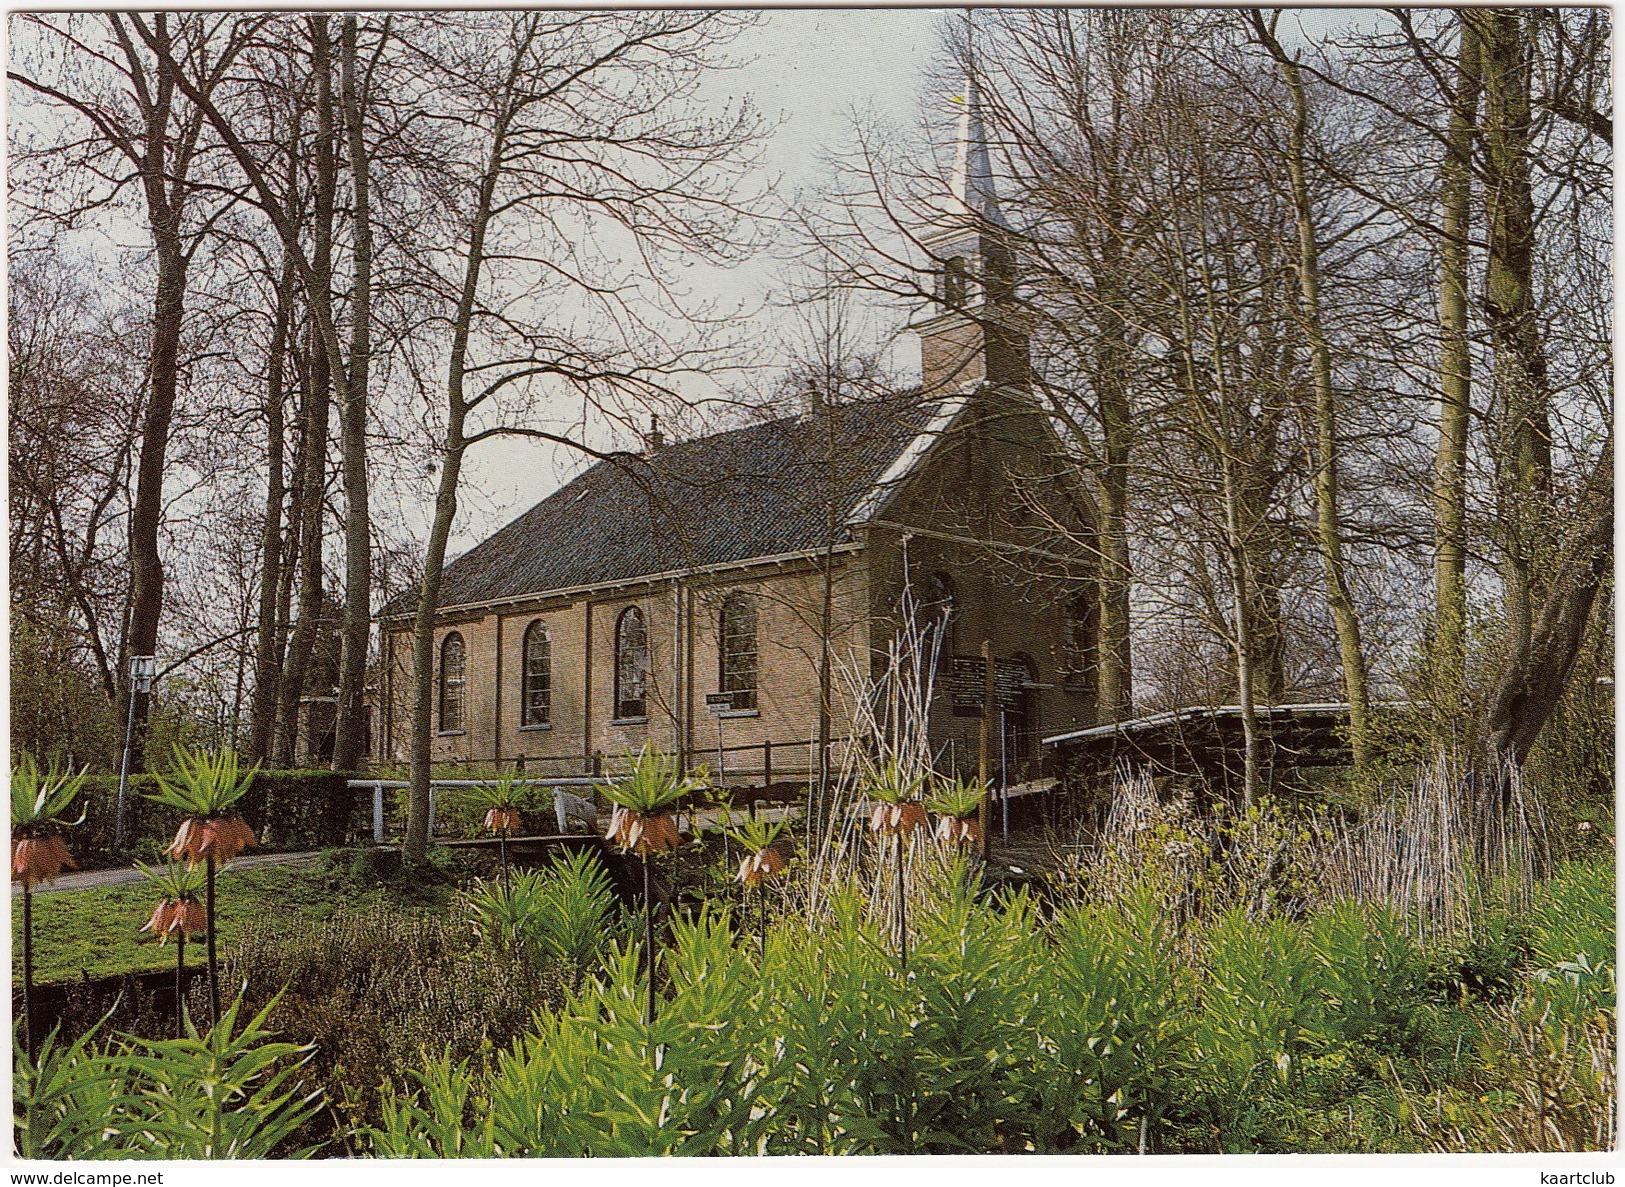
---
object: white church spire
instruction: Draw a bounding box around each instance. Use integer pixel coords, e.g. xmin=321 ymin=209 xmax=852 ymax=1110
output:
xmin=947 ymin=48 xmax=1006 ymax=230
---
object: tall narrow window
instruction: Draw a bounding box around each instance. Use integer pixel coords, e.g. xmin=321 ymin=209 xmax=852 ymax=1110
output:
xmin=1063 ymin=592 xmax=1096 ymax=684
xmin=718 ymin=593 xmax=758 ymax=711
xmin=438 ymin=632 xmax=466 ymax=732
xmin=521 ymin=620 xmax=551 ymax=726
xmin=614 ymin=606 xmax=648 ymax=720
xmin=942 ymin=255 xmax=969 ymax=306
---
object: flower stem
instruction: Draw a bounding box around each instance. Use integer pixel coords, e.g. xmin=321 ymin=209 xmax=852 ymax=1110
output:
xmin=643 ymin=854 xmax=656 ymax=1025
xmin=175 ymin=929 xmax=187 ymax=1039
xmin=896 ymin=833 xmax=908 ymax=974
xmin=22 ymin=883 xmax=35 ymax=1059
xmin=205 ymin=856 xmax=220 ymax=1026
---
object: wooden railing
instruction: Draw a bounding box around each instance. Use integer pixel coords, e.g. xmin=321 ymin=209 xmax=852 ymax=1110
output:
xmin=369 ymin=736 xmax=860 ymax=786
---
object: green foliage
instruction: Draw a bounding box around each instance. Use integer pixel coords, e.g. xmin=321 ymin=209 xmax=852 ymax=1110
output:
xmin=1307 ymin=902 xmax=1430 ymax=1052
xmin=120 ymin=997 xmax=326 ymax=1157
xmin=1424 ymin=914 xmax=1536 ymax=1004
xmin=13 ymin=999 xmax=326 ymax=1159
xmin=68 ymin=769 xmax=368 ymax=869
xmin=455 ymin=776 xmax=519 ymax=811
xmin=460 ymin=849 xmax=622 ymax=975
xmin=721 ymin=814 xmax=790 ymax=853
xmin=1030 ymin=888 xmax=1195 ymax=1152
xmin=860 ymin=758 xmax=925 ymax=806
xmin=147 ymin=746 xmax=258 ymax=818
xmin=597 ymin=744 xmax=709 ymax=814
xmin=924 ymin=775 xmax=985 ymax=820
xmin=13 ymin=1014 xmax=131 ymax=1159
xmin=1188 ymin=909 xmax=1329 ymax=1149
xmin=135 ymin=859 xmax=206 ymax=900
xmin=24 ymin=846 xmax=1616 ymax=1158
xmin=11 ymin=753 xmax=88 ymax=830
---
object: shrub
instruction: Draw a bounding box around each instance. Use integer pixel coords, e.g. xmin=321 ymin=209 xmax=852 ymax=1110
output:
xmin=458 ymin=849 xmax=623 ymax=982
xmin=1028 ymin=888 xmax=1195 ymax=1153
xmin=71 ymin=770 xmax=369 ymax=868
xmin=13 ymin=999 xmax=326 ymax=1159
xmin=222 ymin=901 xmax=565 ymax=1145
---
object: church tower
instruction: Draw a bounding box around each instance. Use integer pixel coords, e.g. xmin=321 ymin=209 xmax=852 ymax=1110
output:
xmin=914 ymin=65 xmax=1029 ymax=396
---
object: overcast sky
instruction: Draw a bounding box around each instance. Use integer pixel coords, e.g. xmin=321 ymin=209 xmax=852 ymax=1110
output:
xmin=450 ymin=9 xmax=947 ymax=554
xmin=449 ymin=7 xmax=1372 ymax=555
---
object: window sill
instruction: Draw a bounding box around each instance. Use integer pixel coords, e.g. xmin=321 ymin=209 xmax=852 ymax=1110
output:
xmin=436 ymin=730 xmax=467 ymax=738
xmin=611 ymin=716 xmax=648 ymax=726
xmin=519 ymin=723 xmax=553 ymax=732
xmin=716 ymin=708 xmax=759 ymax=719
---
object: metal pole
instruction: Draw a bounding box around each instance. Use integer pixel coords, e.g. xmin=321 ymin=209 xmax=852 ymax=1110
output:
xmin=1000 ymin=709 xmax=1010 ymax=844
xmin=114 ymin=686 xmax=139 ymax=850
xmin=372 ymin=783 xmax=385 ymax=843
xmin=978 ymin=640 xmax=994 ymax=861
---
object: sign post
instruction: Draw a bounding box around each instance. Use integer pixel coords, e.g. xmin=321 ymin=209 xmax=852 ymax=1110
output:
xmin=704 ymin=692 xmax=735 ymax=780
xmin=115 ymin=655 xmax=158 ymax=849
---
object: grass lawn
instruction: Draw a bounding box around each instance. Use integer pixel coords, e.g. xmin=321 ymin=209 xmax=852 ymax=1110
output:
xmin=12 ymin=850 xmax=468 ymax=985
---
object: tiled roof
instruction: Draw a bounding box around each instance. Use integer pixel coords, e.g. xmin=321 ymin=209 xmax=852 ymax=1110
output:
xmin=390 ymin=397 xmax=940 ymax=615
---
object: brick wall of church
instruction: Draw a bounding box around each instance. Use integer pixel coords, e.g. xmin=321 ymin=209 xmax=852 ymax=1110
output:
xmin=377 ymin=553 xmax=871 ymax=777
xmin=861 ymin=389 xmax=1097 ymax=778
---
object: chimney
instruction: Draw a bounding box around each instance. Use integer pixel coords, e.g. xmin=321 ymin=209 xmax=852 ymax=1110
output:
xmin=801 ymin=378 xmax=824 ymax=418
xmin=643 ymin=414 xmax=665 ymax=454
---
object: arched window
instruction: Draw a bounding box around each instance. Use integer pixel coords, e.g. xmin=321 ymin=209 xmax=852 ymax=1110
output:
xmin=614 ymin=606 xmax=648 ymax=720
xmin=1063 ymin=593 xmax=1095 ymax=680
xmin=718 ymin=593 xmax=758 ymax=711
xmin=922 ymin=572 xmax=957 ymax=657
xmin=521 ymin=621 xmax=551 ymax=726
xmin=438 ymin=632 xmax=466 ymax=732
xmin=942 ymin=255 xmax=969 ymax=306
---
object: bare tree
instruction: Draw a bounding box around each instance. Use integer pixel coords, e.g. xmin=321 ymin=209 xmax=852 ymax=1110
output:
xmin=392 ymin=12 xmax=764 ymax=862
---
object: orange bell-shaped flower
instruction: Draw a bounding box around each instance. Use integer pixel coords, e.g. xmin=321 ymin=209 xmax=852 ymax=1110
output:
xmin=736 ymin=845 xmax=786 ymax=886
xmin=11 ymin=833 xmax=76 ymax=887
xmin=485 ymin=806 xmax=523 ymax=834
xmin=935 ymin=814 xmax=982 ymax=846
xmin=140 ymin=896 xmax=208 ymax=945
xmin=607 ymin=807 xmax=681 ymax=855
xmin=869 ymin=801 xmax=928 ymax=836
xmin=167 ymin=815 xmax=257 ymax=864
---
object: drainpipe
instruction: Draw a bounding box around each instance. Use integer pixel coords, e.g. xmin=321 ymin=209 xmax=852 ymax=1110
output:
xmin=673 ymin=578 xmax=685 ymax=765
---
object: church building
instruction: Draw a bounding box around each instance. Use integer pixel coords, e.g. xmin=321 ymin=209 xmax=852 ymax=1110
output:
xmin=374 ymin=79 xmax=1101 ymax=790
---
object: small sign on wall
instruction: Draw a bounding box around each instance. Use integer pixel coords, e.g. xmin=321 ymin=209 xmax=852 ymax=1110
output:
xmin=705 ymin=691 xmax=738 ymax=713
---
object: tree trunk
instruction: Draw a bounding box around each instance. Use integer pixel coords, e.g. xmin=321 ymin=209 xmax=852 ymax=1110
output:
xmin=332 ymin=13 xmax=374 ymax=772
xmin=277 ymin=22 xmax=342 ymax=766
xmin=246 ymin=254 xmax=296 ymax=762
xmin=1473 ymin=8 xmax=1553 ymax=656
xmin=274 ymin=331 xmax=330 ymax=765
xmin=122 ymin=17 xmax=188 ymax=773
xmin=406 ymin=100 xmax=510 ymax=863
xmin=1252 ymin=15 xmax=1372 ymax=766
xmin=1094 ymin=273 xmax=1135 ymax=721
xmin=1480 ymin=442 xmax=1612 ymax=765
xmin=1432 ymin=14 xmax=1482 ymax=696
